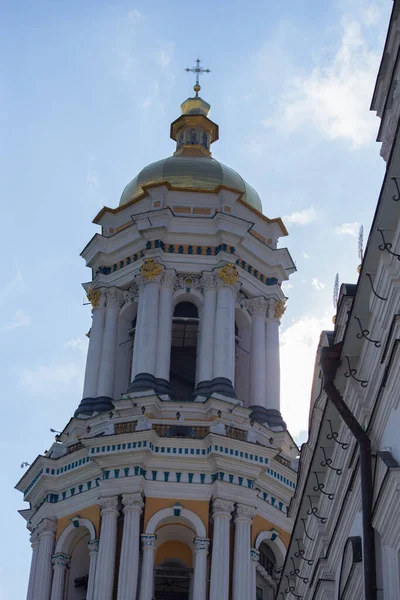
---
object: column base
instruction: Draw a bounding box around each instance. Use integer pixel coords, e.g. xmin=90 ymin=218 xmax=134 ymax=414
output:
xmin=194 ymin=378 xmax=236 ymax=399
xmin=127 ymin=373 xmax=175 ymax=398
xmin=74 ymin=396 xmax=115 ymax=417
xmin=249 ymin=406 xmax=287 ymax=430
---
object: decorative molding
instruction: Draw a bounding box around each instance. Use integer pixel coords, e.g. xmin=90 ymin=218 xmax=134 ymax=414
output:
xmin=36 ymin=518 xmax=57 ymax=537
xmin=194 ymin=537 xmax=210 ymax=553
xmin=161 ymin=269 xmax=176 ymax=288
xmin=98 ymin=496 xmax=119 ymax=514
xmin=141 ymin=534 xmax=157 ymax=549
xmin=246 ymin=296 xmax=268 ymax=317
xmin=88 ymin=539 xmax=99 ymax=553
xmin=121 ymin=492 xmax=144 ymax=512
xmin=235 ymin=503 xmax=256 ymax=520
xmin=140 ymin=257 xmax=163 ymax=281
xmin=274 ymin=299 xmax=286 ymax=320
xmin=105 ymin=287 xmax=124 ymax=308
xmin=218 ymin=263 xmax=239 ymax=286
xmin=201 ymin=272 xmax=218 ymax=290
xmin=212 ymin=498 xmax=235 ymax=518
xmin=250 ymin=548 xmax=260 ymax=563
xmin=52 ymin=553 xmax=70 ymax=567
xmin=86 ymin=287 xmax=104 ymax=308
xmin=174 ymin=273 xmax=202 ymax=293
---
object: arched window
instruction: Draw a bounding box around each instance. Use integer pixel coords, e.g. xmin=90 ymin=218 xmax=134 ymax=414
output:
xmin=169 ymin=302 xmax=199 ymax=401
xmin=154 ymin=559 xmax=192 ymax=600
xmin=259 ymin=542 xmax=277 ymax=577
xmin=67 ymin=529 xmax=91 ymax=599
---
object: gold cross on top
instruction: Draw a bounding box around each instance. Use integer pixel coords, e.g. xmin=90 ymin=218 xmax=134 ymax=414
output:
xmin=185 ymin=58 xmax=210 ymax=94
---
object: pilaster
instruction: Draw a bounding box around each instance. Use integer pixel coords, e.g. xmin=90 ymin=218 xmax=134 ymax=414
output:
xmin=209 ymin=499 xmax=234 ymax=600
xmin=138 ymin=534 xmax=157 ymax=600
xmin=117 ymin=493 xmax=144 ymax=600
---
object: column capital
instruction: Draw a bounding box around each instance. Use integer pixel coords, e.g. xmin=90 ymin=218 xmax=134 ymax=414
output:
xmin=246 ymin=296 xmax=268 ymax=317
xmin=267 ymin=298 xmax=286 ymax=320
xmin=30 ymin=531 xmax=40 ymax=546
xmin=201 ymin=272 xmax=218 ymax=291
xmin=140 ymin=257 xmax=163 ymax=282
xmin=235 ymin=503 xmax=256 ymax=522
xmin=122 ymin=492 xmax=144 ymax=513
xmin=161 ymin=269 xmax=176 ymax=288
xmin=250 ymin=548 xmax=260 ymax=564
xmin=141 ymin=533 xmax=157 ymax=549
xmin=217 ymin=263 xmax=239 ymax=287
xmin=52 ymin=553 xmax=70 ymax=568
xmin=87 ymin=287 xmax=107 ymax=309
xmin=36 ymin=518 xmax=57 ymax=537
xmin=105 ymin=287 xmax=124 ymax=308
xmin=193 ymin=537 xmax=210 ymax=553
xmin=99 ymin=495 xmax=119 ymax=515
xmin=212 ymin=498 xmax=235 ymax=518
xmin=88 ymin=539 xmax=100 ymax=553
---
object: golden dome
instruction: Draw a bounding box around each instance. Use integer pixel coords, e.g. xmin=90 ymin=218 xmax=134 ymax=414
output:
xmin=119 ymin=155 xmax=263 ymax=212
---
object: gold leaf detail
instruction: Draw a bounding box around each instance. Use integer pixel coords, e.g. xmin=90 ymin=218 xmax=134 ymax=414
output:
xmin=218 ymin=263 xmax=239 ymax=286
xmin=274 ymin=299 xmax=286 ymax=320
xmin=87 ymin=288 xmax=101 ymax=308
xmin=141 ymin=257 xmax=163 ymax=281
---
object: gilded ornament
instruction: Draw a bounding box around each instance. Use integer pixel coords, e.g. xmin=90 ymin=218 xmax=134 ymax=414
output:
xmin=87 ymin=287 xmax=101 ymax=308
xmin=140 ymin=257 xmax=162 ymax=281
xmin=218 ymin=263 xmax=239 ymax=286
xmin=274 ymin=299 xmax=286 ymax=320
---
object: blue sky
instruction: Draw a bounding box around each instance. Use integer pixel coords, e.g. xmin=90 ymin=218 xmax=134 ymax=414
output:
xmin=0 ymin=0 xmax=392 ymax=596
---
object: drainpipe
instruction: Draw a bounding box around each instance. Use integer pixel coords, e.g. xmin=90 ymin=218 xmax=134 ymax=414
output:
xmin=320 ymin=343 xmax=377 ymax=600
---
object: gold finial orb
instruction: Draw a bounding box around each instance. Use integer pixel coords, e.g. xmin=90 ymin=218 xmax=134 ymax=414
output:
xmin=357 ymin=264 xmax=361 ymax=273
xmin=194 ymin=83 xmax=201 ymax=94
xmin=332 ymin=315 xmax=336 ymax=324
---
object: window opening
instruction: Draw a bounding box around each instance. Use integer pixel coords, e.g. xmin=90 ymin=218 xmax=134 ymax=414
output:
xmin=169 ymin=302 xmax=199 ymax=401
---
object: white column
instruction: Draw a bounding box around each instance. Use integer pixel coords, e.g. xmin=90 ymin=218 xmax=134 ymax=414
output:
xmin=209 ymin=499 xmax=234 ymax=600
xmin=213 ymin=266 xmax=238 ymax=388
xmin=265 ymin=300 xmax=282 ymax=412
xmin=247 ymin=297 xmax=268 ymax=407
xmin=117 ymin=493 xmax=144 ymax=600
xmin=97 ymin=288 xmax=123 ymax=398
xmin=131 ymin=289 xmax=144 ymax=381
xmin=232 ymin=504 xmax=256 ymax=600
xmin=33 ymin=519 xmax=57 ymax=600
xmin=26 ymin=532 xmax=39 ymax=600
xmin=250 ymin=548 xmax=260 ymax=600
xmin=138 ymin=534 xmax=157 ymax=600
xmin=192 ymin=538 xmax=210 ymax=600
xmin=134 ymin=278 xmax=161 ymax=377
xmin=86 ymin=539 xmax=99 ymax=600
xmin=50 ymin=553 xmax=70 ymax=600
xmin=93 ymin=497 xmax=119 ymax=600
xmin=197 ymin=273 xmax=217 ymax=385
xmin=83 ymin=290 xmax=106 ymax=398
xmin=155 ymin=271 xmax=176 ymax=382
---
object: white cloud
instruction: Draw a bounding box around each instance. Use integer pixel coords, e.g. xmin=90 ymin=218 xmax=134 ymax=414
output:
xmin=65 ymin=337 xmax=88 ymax=352
xmin=156 ymin=47 xmax=173 ymax=70
xmin=335 ymin=221 xmax=360 ymax=236
xmin=281 ymin=312 xmax=332 ymax=436
xmin=128 ymin=9 xmax=144 ymax=24
xmin=303 ymin=252 xmax=310 ymax=259
xmin=284 ymin=206 xmax=317 ymax=225
xmin=1 ymin=309 xmax=31 ymax=332
xmin=312 ymin=278 xmax=325 ymax=291
xmin=278 ymin=14 xmax=380 ymax=147
xmin=21 ymin=362 xmax=84 ymax=393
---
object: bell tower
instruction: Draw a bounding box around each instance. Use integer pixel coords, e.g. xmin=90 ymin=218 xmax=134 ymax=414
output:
xmin=17 ymin=69 xmax=298 ymax=600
